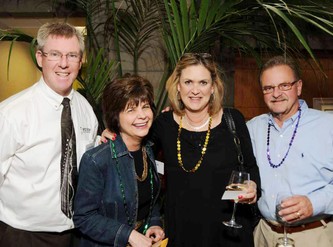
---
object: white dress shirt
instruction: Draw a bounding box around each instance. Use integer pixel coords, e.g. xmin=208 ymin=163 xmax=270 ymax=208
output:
xmin=0 ymin=77 xmax=98 ymax=232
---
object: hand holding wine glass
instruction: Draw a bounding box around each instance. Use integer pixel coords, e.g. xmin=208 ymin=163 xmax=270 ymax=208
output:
xmin=222 ymin=170 xmax=250 ymax=228
xmin=275 ymin=192 xmax=295 ymax=247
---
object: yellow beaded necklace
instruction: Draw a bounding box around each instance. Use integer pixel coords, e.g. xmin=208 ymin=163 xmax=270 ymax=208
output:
xmin=177 ymin=115 xmax=212 ymax=173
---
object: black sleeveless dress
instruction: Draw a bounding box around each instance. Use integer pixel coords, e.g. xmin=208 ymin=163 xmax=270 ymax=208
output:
xmin=150 ymin=109 xmax=261 ymax=247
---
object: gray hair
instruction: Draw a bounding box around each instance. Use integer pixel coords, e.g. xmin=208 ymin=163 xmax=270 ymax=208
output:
xmin=36 ymin=22 xmax=85 ymax=54
xmin=259 ymin=55 xmax=300 ymax=85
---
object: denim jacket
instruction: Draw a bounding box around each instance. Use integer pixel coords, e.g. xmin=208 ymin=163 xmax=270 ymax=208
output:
xmin=73 ymin=136 xmax=162 ymax=247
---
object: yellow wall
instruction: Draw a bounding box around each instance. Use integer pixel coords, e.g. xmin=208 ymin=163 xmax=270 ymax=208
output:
xmin=0 ymin=41 xmax=41 ymax=101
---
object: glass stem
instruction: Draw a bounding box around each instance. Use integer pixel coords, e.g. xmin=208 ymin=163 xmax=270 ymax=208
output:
xmin=283 ymin=224 xmax=288 ymax=244
xmin=230 ymin=202 xmax=238 ymax=223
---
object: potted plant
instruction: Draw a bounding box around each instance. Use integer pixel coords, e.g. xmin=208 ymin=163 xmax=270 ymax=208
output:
xmin=2 ymin=0 xmax=333 ymax=128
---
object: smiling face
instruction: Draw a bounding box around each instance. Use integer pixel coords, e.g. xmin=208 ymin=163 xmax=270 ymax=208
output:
xmin=177 ymin=64 xmax=214 ymax=113
xmin=261 ymin=64 xmax=302 ymax=123
xmin=36 ymin=35 xmax=82 ymax=96
xmin=118 ymin=100 xmax=153 ymax=149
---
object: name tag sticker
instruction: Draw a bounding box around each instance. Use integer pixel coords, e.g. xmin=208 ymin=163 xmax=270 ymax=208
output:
xmin=80 ymin=127 xmax=91 ymax=134
xmin=221 ymin=190 xmax=243 ymax=200
xmin=155 ymin=160 xmax=164 ymax=175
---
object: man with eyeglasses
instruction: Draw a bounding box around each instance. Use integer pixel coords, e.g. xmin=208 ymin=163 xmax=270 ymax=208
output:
xmin=247 ymin=55 xmax=333 ymax=246
xmin=0 ymin=22 xmax=98 ymax=247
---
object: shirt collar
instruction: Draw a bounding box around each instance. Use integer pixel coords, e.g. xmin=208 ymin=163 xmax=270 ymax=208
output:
xmin=37 ymin=77 xmax=74 ymax=110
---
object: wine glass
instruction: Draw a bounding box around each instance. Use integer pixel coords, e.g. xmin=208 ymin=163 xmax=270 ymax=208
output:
xmin=275 ymin=192 xmax=295 ymax=247
xmin=222 ymin=170 xmax=250 ymax=228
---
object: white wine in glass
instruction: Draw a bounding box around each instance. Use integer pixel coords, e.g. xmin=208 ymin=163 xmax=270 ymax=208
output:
xmin=275 ymin=192 xmax=295 ymax=247
xmin=223 ymin=170 xmax=250 ymax=228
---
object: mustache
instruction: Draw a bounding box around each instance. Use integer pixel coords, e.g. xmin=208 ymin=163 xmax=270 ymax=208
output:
xmin=270 ymin=97 xmax=286 ymax=103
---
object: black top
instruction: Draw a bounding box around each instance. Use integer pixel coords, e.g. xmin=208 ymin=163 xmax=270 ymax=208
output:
xmin=131 ymin=149 xmax=157 ymax=222
xmin=150 ymin=109 xmax=261 ymax=247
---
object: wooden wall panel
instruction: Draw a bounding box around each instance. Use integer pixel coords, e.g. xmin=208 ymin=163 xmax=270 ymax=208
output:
xmin=234 ymin=56 xmax=267 ymax=120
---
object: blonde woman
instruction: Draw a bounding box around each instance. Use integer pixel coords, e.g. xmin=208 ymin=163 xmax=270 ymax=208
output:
xmin=150 ymin=53 xmax=260 ymax=247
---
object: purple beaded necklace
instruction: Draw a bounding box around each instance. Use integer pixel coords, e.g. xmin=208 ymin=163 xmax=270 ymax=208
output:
xmin=266 ymin=107 xmax=301 ymax=168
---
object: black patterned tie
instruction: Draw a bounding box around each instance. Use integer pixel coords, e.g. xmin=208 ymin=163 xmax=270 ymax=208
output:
xmin=60 ymin=98 xmax=77 ymax=218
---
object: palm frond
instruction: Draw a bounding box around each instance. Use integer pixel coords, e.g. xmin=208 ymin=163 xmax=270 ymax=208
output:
xmin=3 ymin=0 xmax=333 ymax=117
xmin=0 ymin=29 xmax=37 ymax=80
xmin=77 ymin=48 xmax=118 ymax=132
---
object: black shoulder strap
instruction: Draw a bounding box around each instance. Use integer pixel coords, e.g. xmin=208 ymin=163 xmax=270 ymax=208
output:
xmin=223 ymin=108 xmax=245 ymax=171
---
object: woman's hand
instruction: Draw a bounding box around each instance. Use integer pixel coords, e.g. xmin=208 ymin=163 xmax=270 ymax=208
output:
xmin=161 ymin=106 xmax=172 ymax=113
xmin=99 ymin=128 xmax=116 ymax=144
xmin=238 ymin=180 xmax=257 ymax=204
xmin=145 ymin=225 xmax=165 ymax=243
xmin=128 ymin=230 xmax=153 ymax=247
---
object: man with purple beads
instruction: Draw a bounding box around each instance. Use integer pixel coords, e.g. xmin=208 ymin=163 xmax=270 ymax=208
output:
xmin=247 ymin=55 xmax=333 ymax=247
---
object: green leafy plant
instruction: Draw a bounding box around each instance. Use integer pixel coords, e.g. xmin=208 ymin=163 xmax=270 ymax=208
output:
xmin=77 ymin=48 xmax=118 ymax=133
xmin=161 ymin=0 xmax=333 ymax=66
xmin=157 ymin=0 xmax=333 ymax=106
xmin=2 ymin=0 xmax=333 ymax=120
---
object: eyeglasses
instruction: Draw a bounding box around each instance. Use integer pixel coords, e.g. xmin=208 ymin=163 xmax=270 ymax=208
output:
xmin=40 ymin=50 xmax=81 ymax=63
xmin=262 ymin=80 xmax=299 ymax=95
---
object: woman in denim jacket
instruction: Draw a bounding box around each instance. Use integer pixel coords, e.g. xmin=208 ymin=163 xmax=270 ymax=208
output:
xmin=74 ymin=75 xmax=165 ymax=247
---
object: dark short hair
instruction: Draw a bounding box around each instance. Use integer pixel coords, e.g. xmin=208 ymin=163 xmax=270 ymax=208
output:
xmin=102 ymin=75 xmax=155 ymax=133
xmin=259 ymin=55 xmax=300 ymax=85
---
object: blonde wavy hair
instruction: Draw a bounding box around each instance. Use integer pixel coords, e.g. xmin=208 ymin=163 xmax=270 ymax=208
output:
xmin=166 ymin=53 xmax=224 ymax=116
